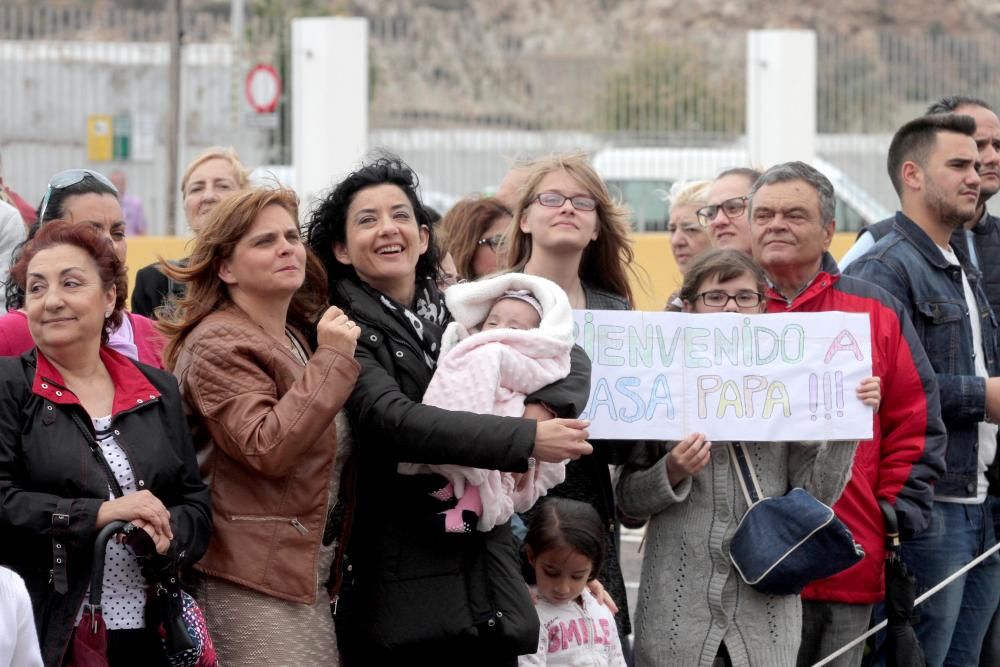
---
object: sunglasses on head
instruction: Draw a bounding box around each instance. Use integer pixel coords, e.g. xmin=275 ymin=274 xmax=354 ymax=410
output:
xmin=38 ymin=168 xmax=118 ymax=223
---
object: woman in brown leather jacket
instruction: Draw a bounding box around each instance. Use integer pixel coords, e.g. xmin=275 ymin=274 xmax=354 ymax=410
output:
xmin=158 ymin=187 xmax=361 ymax=666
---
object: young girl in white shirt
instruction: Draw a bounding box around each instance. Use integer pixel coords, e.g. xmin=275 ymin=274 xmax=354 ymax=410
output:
xmin=519 ymin=498 xmax=627 ymax=667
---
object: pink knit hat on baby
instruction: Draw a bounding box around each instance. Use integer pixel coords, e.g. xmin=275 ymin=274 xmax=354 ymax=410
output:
xmin=497 ymin=289 xmax=544 ymax=318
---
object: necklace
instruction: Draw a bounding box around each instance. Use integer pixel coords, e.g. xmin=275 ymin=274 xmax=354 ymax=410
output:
xmin=285 ymin=330 xmax=308 ymax=365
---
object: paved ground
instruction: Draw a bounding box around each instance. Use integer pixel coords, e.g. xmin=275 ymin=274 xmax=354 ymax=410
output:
xmin=620 ymin=525 xmax=644 ymax=629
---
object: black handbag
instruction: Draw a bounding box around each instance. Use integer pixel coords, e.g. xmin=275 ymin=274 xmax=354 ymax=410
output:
xmin=727 ymin=442 xmax=864 ymax=596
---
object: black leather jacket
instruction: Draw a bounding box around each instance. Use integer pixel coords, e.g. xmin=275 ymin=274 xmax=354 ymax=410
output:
xmin=0 ymin=348 xmax=211 ymax=666
xmin=332 ymin=278 xmax=592 ymax=664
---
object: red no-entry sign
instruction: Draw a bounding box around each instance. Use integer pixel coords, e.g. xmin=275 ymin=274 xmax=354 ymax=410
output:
xmin=245 ymin=64 xmax=282 ymax=113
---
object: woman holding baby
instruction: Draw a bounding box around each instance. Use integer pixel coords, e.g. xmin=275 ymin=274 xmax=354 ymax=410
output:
xmin=305 ymin=155 xmax=594 ymax=666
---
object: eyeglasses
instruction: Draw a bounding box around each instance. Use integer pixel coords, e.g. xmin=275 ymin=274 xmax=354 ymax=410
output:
xmin=696 ymin=196 xmax=749 ymax=226
xmin=533 ymin=191 xmax=598 ymax=212
xmin=695 ymin=290 xmax=763 ymax=309
xmin=38 ymin=168 xmax=118 ymax=223
xmin=477 ymin=234 xmax=506 ymax=252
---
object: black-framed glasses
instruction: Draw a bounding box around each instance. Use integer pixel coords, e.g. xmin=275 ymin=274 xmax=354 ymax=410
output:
xmin=477 ymin=234 xmax=506 ymax=252
xmin=38 ymin=168 xmax=118 ymax=223
xmin=533 ymin=191 xmax=598 ymax=212
xmin=695 ymin=290 xmax=763 ymax=309
xmin=696 ymin=196 xmax=749 ymax=226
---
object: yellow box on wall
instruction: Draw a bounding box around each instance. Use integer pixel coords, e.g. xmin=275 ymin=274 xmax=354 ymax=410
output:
xmin=86 ymin=115 xmax=114 ymax=162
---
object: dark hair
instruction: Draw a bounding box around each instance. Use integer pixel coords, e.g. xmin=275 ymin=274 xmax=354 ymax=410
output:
xmin=926 ymin=95 xmax=993 ymax=115
xmin=524 ymin=498 xmax=606 ymax=581
xmin=9 ymin=220 xmax=127 ymax=345
xmin=423 ymin=205 xmax=441 ymax=225
xmin=37 ymin=173 xmax=118 ymax=225
xmin=750 ymin=161 xmax=836 ymax=226
xmin=7 ymin=173 xmax=120 ymax=311
xmin=679 ymin=249 xmax=767 ymax=306
xmin=306 ymin=155 xmax=441 ymax=296
xmin=887 ymin=114 xmax=977 ymax=196
xmin=715 ymin=167 xmax=764 ymax=187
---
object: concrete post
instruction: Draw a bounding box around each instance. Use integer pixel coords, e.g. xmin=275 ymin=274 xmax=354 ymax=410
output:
xmin=292 ymin=17 xmax=368 ymax=217
xmin=746 ymin=30 xmax=816 ymax=169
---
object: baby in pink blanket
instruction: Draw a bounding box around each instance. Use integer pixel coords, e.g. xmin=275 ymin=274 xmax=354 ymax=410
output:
xmin=398 ymin=273 xmax=575 ymax=533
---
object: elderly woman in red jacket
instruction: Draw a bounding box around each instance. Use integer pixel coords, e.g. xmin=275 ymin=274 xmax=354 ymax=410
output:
xmin=0 ymin=221 xmax=210 ymax=666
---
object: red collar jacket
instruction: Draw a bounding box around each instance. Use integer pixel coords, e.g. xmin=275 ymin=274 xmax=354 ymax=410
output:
xmin=766 ymin=253 xmax=946 ymax=604
xmin=0 ymin=347 xmax=211 ymax=666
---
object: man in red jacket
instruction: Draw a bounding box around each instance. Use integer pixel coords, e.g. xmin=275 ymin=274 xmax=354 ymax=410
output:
xmin=749 ymin=160 xmax=947 ymax=667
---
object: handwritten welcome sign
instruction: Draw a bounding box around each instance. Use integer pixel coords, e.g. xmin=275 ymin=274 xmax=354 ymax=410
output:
xmin=573 ymin=310 xmax=873 ymax=442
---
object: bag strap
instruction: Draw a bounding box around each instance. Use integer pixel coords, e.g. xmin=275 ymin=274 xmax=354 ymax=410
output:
xmin=70 ymin=412 xmax=125 ymax=498
xmin=728 ymin=442 xmax=765 ymax=507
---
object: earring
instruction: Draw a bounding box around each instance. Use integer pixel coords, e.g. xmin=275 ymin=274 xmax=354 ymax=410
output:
xmin=104 ymin=310 xmax=111 ymax=319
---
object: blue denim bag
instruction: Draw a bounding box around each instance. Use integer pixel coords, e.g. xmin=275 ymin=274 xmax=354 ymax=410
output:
xmin=727 ymin=443 xmax=864 ymax=596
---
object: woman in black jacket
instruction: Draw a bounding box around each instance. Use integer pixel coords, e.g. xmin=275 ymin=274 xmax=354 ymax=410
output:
xmin=306 ymin=156 xmax=593 ymax=666
xmin=0 ymin=221 xmax=211 ymax=666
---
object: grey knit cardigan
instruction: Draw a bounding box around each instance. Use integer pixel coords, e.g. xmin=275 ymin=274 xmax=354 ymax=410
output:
xmin=617 ymin=438 xmax=859 ymax=667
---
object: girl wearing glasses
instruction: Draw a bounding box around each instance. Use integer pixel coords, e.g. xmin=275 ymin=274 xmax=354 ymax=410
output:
xmin=503 ymin=152 xmax=637 ymax=643
xmin=617 ymin=249 xmax=877 ymax=667
xmin=439 ymin=196 xmax=512 ymax=281
xmin=0 ymin=169 xmax=163 ymax=367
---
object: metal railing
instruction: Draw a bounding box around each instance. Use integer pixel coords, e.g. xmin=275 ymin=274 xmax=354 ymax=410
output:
xmin=4 ymin=4 xmax=1000 ymax=229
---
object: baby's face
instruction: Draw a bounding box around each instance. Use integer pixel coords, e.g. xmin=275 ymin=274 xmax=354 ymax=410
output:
xmin=481 ymin=297 xmax=542 ymax=331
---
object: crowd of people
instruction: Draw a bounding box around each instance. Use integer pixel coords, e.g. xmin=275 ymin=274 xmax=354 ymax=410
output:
xmin=0 ymin=92 xmax=996 ymax=667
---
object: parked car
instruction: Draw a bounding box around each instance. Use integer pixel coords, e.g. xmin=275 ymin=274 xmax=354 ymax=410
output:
xmin=592 ymin=147 xmax=891 ymax=233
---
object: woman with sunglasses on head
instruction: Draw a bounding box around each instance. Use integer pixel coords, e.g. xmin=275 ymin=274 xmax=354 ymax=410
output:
xmin=159 ymin=187 xmax=360 ymax=666
xmin=440 ymin=196 xmax=513 ymax=281
xmin=503 ymin=152 xmax=637 ymax=643
xmin=306 ymin=155 xmax=593 ymax=666
xmin=0 ymin=221 xmax=211 ymax=666
xmin=617 ymin=249 xmax=875 ymax=667
xmin=131 ymin=147 xmax=250 ymax=319
xmin=0 ymin=169 xmax=163 ymax=366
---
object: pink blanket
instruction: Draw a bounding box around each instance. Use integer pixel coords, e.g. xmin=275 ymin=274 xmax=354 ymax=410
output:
xmin=400 ymin=326 xmax=571 ymax=531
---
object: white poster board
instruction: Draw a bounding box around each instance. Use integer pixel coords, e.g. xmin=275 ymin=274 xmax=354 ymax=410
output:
xmin=573 ymin=310 xmax=873 ymax=442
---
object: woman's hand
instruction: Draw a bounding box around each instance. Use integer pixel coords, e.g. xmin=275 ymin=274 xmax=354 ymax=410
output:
xmin=532 ymin=419 xmax=592 ymax=463
xmin=665 ymin=432 xmax=711 ymax=487
xmin=316 ymin=306 xmax=361 ymax=357
xmin=118 ymin=518 xmax=172 ymax=555
xmin=587 ymin=579 xmax=618 ymax=614
xmin=856 ymin=376 xmax=881 ymax=412
xmin=96 ymin=490 xmax=173 ymax=542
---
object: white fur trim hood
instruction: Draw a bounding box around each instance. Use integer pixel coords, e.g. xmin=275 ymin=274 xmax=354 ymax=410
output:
xmin=441 ymin=273 xmax=574 ymax=355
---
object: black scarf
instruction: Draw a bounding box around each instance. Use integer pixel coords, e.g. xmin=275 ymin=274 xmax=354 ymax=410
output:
xmin=361 ymin=277 xmax=450 ymax=370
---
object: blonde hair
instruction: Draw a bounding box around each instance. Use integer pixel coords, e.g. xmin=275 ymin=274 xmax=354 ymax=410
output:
xmin=668 ymin=180 xmax=711 ymax=209
xmin=157 ymin=187 xmax=328 ymax=369
xmin=180 ymin=146 xmax=250 ymax=195
xmin=504 ymin=152 xmax=635 ymax=304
